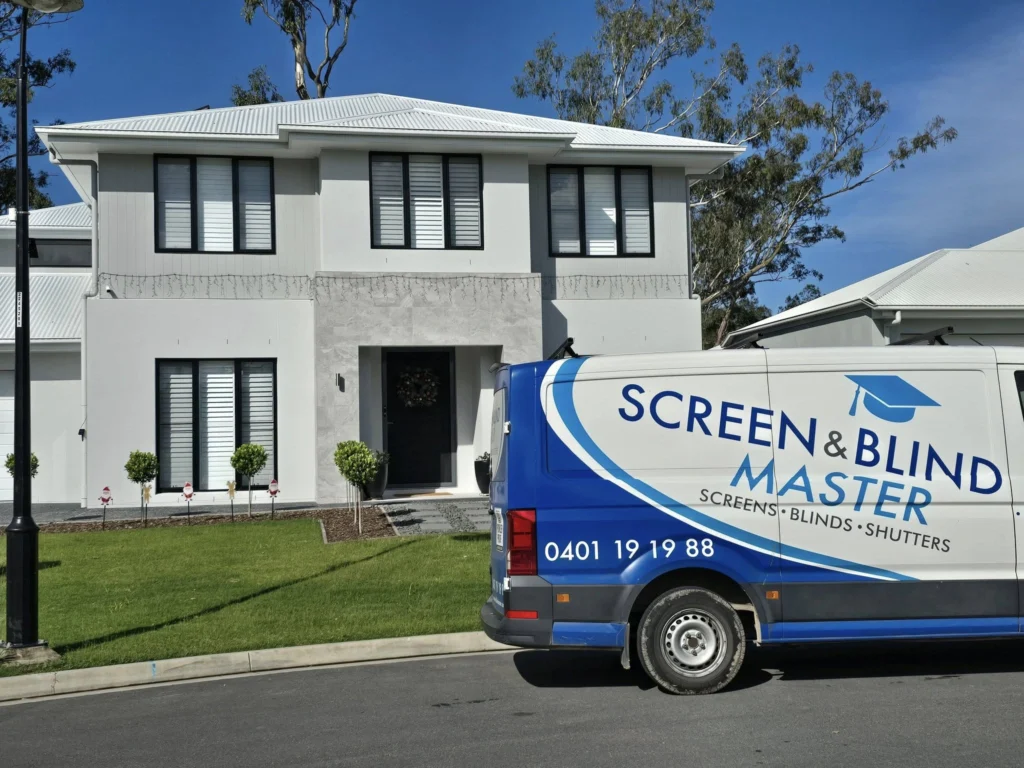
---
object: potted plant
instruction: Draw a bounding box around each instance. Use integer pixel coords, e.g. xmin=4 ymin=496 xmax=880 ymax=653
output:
xmin=364 ymin=450 xmax=390 ymax=499
xmin=475 ymin=451 xmax=491 ymax=494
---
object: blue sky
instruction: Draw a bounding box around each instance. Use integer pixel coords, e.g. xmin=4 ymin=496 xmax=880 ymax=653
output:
xmin=24 ymin=0 xmax=1024 ymax=312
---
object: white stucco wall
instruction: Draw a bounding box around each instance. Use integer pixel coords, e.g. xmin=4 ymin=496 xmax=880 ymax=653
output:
xmin=0 ymin=349 xmax=82 ymax=503
xmin=85 ymin=299 xmax=315 ymax=507
xmin=319 ymin=150 xmax=532 ymax=273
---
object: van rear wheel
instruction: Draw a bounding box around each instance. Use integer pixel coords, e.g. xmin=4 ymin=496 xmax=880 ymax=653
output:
xmin=637 ymin=587 xmax=745 ymax=695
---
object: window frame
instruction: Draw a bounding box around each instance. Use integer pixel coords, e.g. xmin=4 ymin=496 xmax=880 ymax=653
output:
xmin=154 ymin=357 xmax=279 ymax=494
xmin=545 ymin=164 xmax=655 ymax=258
xmin=153 ymin=154 xmax=277 ymax=255
xmin=368 ymin=151 xmax=484 ymax=251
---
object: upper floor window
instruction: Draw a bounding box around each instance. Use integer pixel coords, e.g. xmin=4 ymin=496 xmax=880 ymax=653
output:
xmin=547 ymin=166 xmax=653 ymax=257
xmin=370 ymin=153 xmax=482 ymax=249
xmin=155 ymin=156 xmax=275 ymax=254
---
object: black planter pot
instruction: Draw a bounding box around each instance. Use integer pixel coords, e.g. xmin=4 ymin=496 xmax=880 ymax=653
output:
xmin=474 ymin=460 xmax=491 ymax=494
xmin=364 ymin=465 xmax=389 ymax=499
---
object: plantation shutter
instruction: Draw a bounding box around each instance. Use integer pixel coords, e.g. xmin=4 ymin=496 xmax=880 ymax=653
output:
xmin=196 ymin=158 xmax=234 ymax=252
xmin=583 ymin=167 xmax=617 ymax=255
xmin=548 ymin=169 xmax=581 ymax=254
xmin=156 ymin=158 xmax=192 ymax=250
xmin=620 ymin=169 xmax=651 ymax=254
xmin=157 ymin=362 xmax=194 ymax=489
xmin=371 ymin=156 xmax=406 ymax=247
xmin=447 ymin=157 xmax=481 ymax=247
xmin=239 ymin=362 xmax=275 ymax=488
xmin=199 ymin=361 xmax=235 ymax=491
xmin=408 ymin=155 xmax=444 ymax=249
xmin=238 ymin=160 xmax=273 ymax=251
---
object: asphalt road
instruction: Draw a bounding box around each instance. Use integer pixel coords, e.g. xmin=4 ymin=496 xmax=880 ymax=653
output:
xmin=4 ymin=641 xmax=1024 ymax=768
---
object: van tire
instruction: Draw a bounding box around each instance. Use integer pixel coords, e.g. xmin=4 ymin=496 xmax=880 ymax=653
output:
xmin=637 ymin=587 xmax=745 ymax=695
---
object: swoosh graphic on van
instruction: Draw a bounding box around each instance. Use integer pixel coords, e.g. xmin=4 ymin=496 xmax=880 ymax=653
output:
xmin=543 ymin=357 xmax=912 ymax=583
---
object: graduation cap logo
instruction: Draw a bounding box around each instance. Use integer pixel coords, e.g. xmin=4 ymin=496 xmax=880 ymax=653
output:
xmin=846 ymin=375 xmax=940 ymax=423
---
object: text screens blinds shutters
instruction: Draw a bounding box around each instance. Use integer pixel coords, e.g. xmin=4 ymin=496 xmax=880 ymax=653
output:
xmin=158 ymin=363 xmax=194 ymax=489
xmin=584 ymin=167 xmax=617 ymax=256
xmin=620 ymin=169 xmax=651 ymax=254
xmin=240 ymin=362 xmax=275 ymax=488
xmin=409 ymin=155 xmax=444 ymax=249
xmin=156 ymin=159 xmax=192 ymax=250
xmin=447 ymin=157 xmax=481 ymax=247
xmin=238 ymin=160 xmax=273 ymax=251
xmin=199 ymin=362 xmax=235 ymax=490
xmin=549 ymin=169 xmax=581 ymax=253
xmin=197 ymin=158 xmax=234 ymax=252
xmin=371 ymin=156 xmax=405 ymax=246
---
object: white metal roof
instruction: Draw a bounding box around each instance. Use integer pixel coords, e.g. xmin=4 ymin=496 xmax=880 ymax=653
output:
xmin=0 ymin=202 xmax=91 ymax=230
xmin=725 ymin=235 xmax=1024 ymax=346
xmin=41 ymin=93 xmax=740 ymax=152
xmin=0 ymin=272 xmax=89 ymax=341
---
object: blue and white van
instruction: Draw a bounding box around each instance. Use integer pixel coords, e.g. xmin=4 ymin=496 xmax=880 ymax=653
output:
xmin=481 ymin=346 xmax=1024 ymax=693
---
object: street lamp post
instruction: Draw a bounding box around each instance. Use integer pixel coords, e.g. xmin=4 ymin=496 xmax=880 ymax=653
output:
xmin=4 ymin=0 xmax=83 ymax=660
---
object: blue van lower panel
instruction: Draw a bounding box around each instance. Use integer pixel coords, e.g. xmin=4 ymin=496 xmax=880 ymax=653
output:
xmin=764 ymin=616 xmax=1021 ymax=642
xmin=551 ymin=622 xmax=627 ymax=648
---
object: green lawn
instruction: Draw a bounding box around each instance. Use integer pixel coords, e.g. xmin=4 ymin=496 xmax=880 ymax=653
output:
xmin=0 ymin=521 xmax=490 ymax=676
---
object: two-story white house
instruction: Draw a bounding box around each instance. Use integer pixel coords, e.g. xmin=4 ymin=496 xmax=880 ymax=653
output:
xmin=36 ymin=94 xmax=742 ymax=508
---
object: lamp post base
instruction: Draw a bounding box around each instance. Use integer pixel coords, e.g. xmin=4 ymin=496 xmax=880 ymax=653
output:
xmin=0 ymin=641 xmax=61 ymax=667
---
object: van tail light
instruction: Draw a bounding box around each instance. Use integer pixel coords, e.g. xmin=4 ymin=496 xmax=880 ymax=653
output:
xmin=506 ymin=509 xmax=537 ymax=576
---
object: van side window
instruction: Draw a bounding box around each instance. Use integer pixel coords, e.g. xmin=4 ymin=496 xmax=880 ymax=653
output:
xmin=1017 ymin=372 xmax=1024 ymax=419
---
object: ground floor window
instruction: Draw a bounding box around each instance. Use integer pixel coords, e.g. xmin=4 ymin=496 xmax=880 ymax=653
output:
xmin=156 ymin=359 xmax=277 ymax=493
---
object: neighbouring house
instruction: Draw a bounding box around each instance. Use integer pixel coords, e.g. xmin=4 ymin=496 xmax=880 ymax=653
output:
xmin=724 ymin=227 xmax=1024 ymax=349
xmin=36 ymin=94 xmax=742 ymax=508
xmin=0 ymin=203 xmax=92 ymax=503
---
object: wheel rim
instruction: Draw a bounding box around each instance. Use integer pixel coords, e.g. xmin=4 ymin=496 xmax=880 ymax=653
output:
xmin=662 ymin=610 xmax=728 ymax=677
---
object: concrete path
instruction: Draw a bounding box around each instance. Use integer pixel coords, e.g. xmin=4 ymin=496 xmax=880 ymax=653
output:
xmin=382 ymin=498 xmax=490 ymax=535
xmin=5 ymin=641 xmax=1024 ymax=767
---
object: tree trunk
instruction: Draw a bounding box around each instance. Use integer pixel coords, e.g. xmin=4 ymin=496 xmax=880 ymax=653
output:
xmin=248 ymin=480 xmax=254 ymax=518
xmin=293 ymin=40 xmax=310 ymax=100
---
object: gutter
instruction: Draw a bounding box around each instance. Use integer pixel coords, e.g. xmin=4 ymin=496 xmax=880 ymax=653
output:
xmin=722 ymin=297 xmax=874 ymax=349
xmin=48 ymin=157 xmax=98 ymax=508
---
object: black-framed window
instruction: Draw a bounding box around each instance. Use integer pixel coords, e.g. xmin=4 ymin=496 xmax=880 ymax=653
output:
xmin=154 ymin=155 xmax=276 ymax=254
xmin=547 ymin=165 xmax=654 ymax=257
xmin=369 ymin=153 xmax=483 ymax=249
xmin=156 ymin=359 xmax=277 ymax=493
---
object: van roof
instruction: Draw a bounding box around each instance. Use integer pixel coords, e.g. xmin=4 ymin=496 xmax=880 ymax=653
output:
xmin=542 ymin=345 xmax=1024 ymax=375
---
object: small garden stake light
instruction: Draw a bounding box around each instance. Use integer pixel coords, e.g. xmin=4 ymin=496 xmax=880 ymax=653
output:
xmin=268 ymin=479 xmax=280 ymax=519
xmin=98 ymin=486 xmax=111 ymax=528
xmin=182 ymin=481 xmax=193 ymax=524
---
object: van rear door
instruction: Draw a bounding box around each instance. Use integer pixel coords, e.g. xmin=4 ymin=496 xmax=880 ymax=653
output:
xmin=488 ymin=372 xmax=510 ymax=614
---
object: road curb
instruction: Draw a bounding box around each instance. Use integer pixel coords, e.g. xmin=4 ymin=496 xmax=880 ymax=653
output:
xmin=0 ymin=631 xmax=511 ymax=703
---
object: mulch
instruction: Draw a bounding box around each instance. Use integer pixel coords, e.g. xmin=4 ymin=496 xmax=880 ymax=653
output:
xmin=0 ymin=506 xmax=396 ymax=543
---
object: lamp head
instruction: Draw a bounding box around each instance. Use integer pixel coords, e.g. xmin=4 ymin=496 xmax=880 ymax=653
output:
xmin=10 ymin=0 xmax=84 ymax=13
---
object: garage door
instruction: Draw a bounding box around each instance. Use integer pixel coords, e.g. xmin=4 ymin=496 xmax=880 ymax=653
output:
xmin=0 ymin=372 xmax=12 ymax=501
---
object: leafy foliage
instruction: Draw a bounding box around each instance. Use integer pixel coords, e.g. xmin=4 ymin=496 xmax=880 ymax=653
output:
xmin=514 ymin=0 xmax=957 ymax=346
xmin=241 ymin=0 xmax=358 ymax=100
xmin=232 ymin=443 xmax=269 ymax=517
xmin=231 ymin=443 xmax=268 ymax=479
xmin=231 ymin=64 xmax=285 ymax=106
xmin=0 ymin=7 xmax=77 ymax=211
xmin=124 ymin=451 xmax=159 ymax=485
xmin=5 ymin=451 xmax=39 ymax=478
xmin=779 ymin=283 xmax=822 ymax=313
xmin=333 ymin=440 xmax=380 ymax=487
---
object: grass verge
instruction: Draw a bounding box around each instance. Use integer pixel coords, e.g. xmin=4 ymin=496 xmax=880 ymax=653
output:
xmin=0 ymin=520 xmax=490 ymax=677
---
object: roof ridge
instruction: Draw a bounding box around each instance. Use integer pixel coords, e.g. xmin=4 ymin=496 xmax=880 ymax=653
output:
xmin=867 ymin=249 xmax=950 ymax=304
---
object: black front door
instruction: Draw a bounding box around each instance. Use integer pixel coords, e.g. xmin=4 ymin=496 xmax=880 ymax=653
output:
xmin=383 ymin=348 xmax=454 ymax=487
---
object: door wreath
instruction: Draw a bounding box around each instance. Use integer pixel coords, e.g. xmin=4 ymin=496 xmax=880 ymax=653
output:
xmin=397 ymin=367 xmax=440 ymax=408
